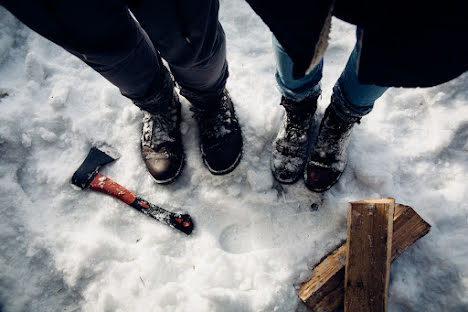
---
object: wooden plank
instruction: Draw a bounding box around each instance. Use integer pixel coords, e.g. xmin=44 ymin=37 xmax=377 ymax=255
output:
xmin=344 ymin=198 xmax=395 ymax=312
xmin=390 ymin=204 xmax=431 ymax=260
xmin=298 ymin=203 xmax=431 ymax=312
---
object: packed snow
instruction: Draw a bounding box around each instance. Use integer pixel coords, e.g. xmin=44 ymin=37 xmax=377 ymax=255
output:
xmin=1 ymin=1 xmax=467 ymax=311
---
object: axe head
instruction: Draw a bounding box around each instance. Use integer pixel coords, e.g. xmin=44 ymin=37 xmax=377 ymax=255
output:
xmin=72 ymin=146 xmax=119 ymax=189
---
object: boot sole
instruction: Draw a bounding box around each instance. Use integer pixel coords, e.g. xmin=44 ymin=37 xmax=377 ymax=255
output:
xmin=271 ymin=172 xmax=302 ymax=184
xmin=203 ymin=148 xmax=243 ymax=176
xmin=304 ymin=163 xmax=344 ymax=193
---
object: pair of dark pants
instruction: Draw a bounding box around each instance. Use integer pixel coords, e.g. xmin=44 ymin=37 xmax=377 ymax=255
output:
xmin=1 ymin=0 xmax=228 ymax=106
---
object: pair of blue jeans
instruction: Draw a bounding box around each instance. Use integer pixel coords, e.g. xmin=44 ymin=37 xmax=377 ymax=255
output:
xmin=273 ymin=30 xmax=388 ymax=118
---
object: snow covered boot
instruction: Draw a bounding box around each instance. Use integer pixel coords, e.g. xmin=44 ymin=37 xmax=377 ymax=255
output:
xmin=305 ymin=97 xmax=361 ymax=192
xmin=271 ymin=94 xmax=319 ymax=183
xmin=190 ymin=90 xmax=243 ymax=174
xmin=139 ymin=91 xmax=184 ymax=184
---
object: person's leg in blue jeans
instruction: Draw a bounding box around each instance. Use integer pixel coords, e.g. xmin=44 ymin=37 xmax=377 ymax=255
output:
xmin=273 ymin=36 xmax=323 ymax=102
xmin=274 ymin=30 xmax=387 ymax=124
xmin=272 ymin=30 xmax=388 ymax=190
xmin=271 ymin=36 xmax=324 ymax=183
xmin=331 ymin=30 xmax=388 ymax=120
xmin=306 ymin=30 xmax=388 ymax=192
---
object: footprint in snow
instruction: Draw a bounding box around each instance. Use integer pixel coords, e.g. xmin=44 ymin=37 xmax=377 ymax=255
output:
xmin=219 ymin=211 xmax=322 ymax=254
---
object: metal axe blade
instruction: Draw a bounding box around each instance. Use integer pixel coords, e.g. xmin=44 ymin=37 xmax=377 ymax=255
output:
xmin=71 ymin=147 xmax=118 ymax=189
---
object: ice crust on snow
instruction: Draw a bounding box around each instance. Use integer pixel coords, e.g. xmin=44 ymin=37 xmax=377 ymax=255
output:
xmin=1 ymin=2 xmax=468 ymax=311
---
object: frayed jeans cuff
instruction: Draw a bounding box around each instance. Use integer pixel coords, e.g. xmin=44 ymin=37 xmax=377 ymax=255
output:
xmin=276 ymin=74 xmax=322 ymax=102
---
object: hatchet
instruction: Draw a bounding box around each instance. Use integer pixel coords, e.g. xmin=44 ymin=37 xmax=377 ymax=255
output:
xmin=71 ymin=147 xmax=193 ymax=235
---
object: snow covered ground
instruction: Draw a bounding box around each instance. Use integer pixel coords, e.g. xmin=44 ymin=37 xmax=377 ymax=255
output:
xmin=1 ymin=1 xmax=468 ymax=311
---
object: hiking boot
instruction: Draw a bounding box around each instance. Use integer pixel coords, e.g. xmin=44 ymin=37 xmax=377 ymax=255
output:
xmin=271 ymin=94 xmax=319 ymax=183
xmin=139 ymin=92 xmax=184 ymax=184
xmin=305 ymin=97 xmax=361 ymax=192
xmin=190 ymin=90 xmax=243 ymax=174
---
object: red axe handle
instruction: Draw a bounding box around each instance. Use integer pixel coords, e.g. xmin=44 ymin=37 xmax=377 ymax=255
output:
xmin=89 ymin=173 xmax=137 ymax=204
xmin=88 ymin=173 xmax=193 ymax=235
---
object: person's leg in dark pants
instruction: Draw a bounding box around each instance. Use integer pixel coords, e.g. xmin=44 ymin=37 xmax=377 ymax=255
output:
xmin=2 ymin=0 xmax=243 ymax=179
xmin=128 ymin=0 xmax=243 ymax=174
xmin=1 ymin=0 xmax=172 ymax=101
xmin=1 ymin=0 xmax=184 ymax=183
xmin=127 ymin=0 xmax=228 ymax=105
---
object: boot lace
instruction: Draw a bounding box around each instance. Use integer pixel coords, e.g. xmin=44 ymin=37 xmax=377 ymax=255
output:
xmin=276 ymin=110 xmax=314 ymax=156
xmin=313 ymin=107 xmax=358 ymax=165
xmin=142 ymin=101 xmax=178 ymax=150
xmin=190 ymin=95 xmax=237 ymax=150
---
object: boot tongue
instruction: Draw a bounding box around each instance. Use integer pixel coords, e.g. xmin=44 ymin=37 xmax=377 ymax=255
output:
xmin=323 ymin=108 xmax=357 ymax=135
xmin=190 ymin=101 xmax=232 ymax=145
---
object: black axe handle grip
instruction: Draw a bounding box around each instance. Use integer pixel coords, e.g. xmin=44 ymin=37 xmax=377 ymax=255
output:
xmin=88 ymin=173 xmax=193 ymax=235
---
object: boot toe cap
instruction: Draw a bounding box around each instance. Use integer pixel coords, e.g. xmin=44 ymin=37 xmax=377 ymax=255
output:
xmin=305 ymin=162 xmax=342 ymax=192
xmin=202 ymin=130 xmax=243 ymax=175
xmin=142 ymin=147 xmax=183 ymax=184
xmin=270 ymin=152 xmax=304 ymax=184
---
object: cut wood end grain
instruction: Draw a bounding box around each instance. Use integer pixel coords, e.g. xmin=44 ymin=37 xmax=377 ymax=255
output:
xmin=350 ymin=198 xmax=395 ymax=205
